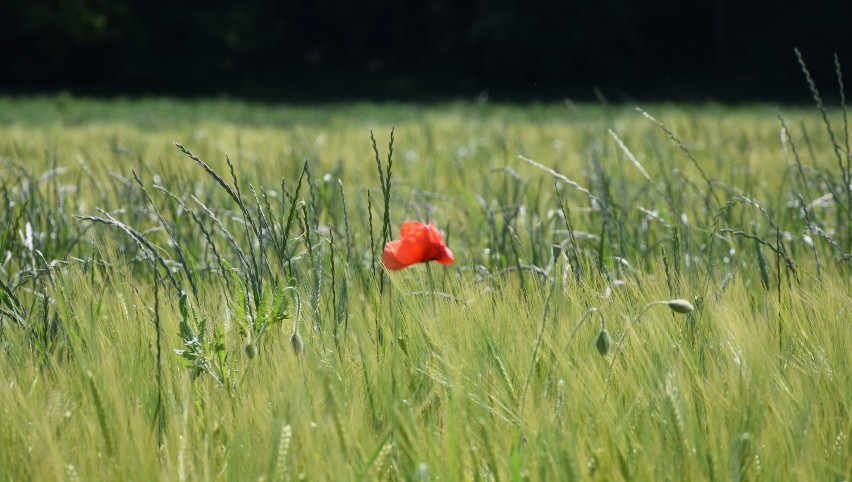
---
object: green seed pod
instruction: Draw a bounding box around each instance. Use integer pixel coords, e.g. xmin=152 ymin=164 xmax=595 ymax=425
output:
xmin=666 ymin=299 xmax=694 ymax=314
xmin=595 ymin=329 xmax=612 ymax=356
xmin=244 ymin=343 xmax=256 ymax=359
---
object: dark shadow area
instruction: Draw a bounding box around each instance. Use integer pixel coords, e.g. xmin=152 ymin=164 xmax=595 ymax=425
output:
xmin=1 ymin=0 xmax=850 ymax=103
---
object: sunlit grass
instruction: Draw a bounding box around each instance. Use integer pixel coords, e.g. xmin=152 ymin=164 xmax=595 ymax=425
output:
xmin=1 ymin=95 xmax=850 ymax=480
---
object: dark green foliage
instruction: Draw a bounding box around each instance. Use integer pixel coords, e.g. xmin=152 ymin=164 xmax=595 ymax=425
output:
xmin=2 ymin=0 xmax=851 ymax=101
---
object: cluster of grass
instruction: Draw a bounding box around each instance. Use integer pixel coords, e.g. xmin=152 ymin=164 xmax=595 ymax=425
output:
xmin=2 ymin=65 xmax=852 ymax=480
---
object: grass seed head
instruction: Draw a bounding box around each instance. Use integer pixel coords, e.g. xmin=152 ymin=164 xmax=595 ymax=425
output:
xmin=415 ymin=463 xmax=430 ymax=481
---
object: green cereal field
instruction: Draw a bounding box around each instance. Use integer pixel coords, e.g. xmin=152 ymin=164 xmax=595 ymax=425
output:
xmin=0 ymin=94 xmax=850 ymax=481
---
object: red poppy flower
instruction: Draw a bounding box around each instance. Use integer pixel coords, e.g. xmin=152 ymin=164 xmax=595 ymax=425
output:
xmin=382 ymin=221 xmax=454 ymax=270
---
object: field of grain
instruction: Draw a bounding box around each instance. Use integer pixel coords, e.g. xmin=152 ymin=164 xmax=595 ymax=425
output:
xmin=0 ymin=95 xmax=850 ymax=481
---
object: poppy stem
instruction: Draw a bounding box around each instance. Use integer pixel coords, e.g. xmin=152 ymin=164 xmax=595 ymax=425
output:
xmin=426 ymin=262 xmax=437 ymax=316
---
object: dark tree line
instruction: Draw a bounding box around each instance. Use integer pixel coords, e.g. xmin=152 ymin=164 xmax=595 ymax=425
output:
xmin=1 ymin=0 xmax=850 ymax=101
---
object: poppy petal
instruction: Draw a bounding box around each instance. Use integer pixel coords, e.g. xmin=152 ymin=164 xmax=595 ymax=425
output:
xmin=381 ymin=240 xmax=408 ymax=270
xmin=394 ymin=236 xmax=430 ymax=265
xmin=436 ymin=245 xmax=454 ymax=265
xmin=400 ymin=221 xmax=425 ymax=239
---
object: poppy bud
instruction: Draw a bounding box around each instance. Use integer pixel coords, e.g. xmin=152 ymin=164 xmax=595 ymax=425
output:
xmin=290 ymin=332 xmax=304 ymax=354
xmin=595 ymin=329 xmax=612 ymax=356
xmin=551 ymin=243 xmax=562 ymax=259
xmin=666 ymin=299 xmax=694 ymax=314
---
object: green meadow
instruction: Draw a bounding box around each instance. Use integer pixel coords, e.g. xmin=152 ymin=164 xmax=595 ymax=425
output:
xmin=0 ymin=94 xmax=850 ymax=481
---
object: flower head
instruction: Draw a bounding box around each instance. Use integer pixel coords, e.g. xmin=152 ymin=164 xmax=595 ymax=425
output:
xmin=595 ymin=329 xmax=612 ymax=356
xmin=382 ymin=221 xmax=454 ymax=270
xmin=665 ymin=299 xmax=695 ymax=314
